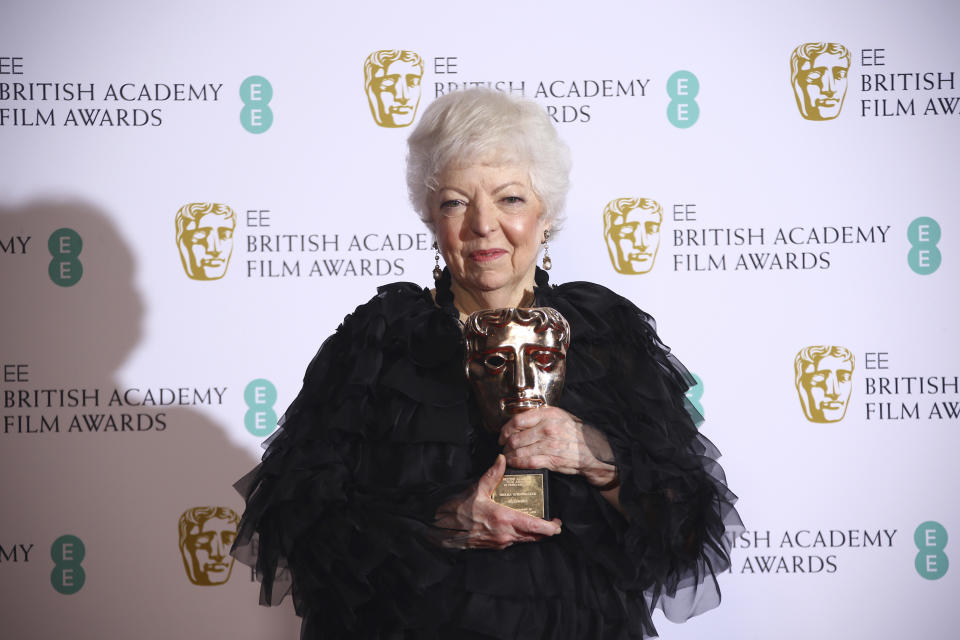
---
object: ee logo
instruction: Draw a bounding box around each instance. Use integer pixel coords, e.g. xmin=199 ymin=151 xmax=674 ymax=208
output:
xmin=685 ymin=372 xmax=705 ymax=421
xmin=907 ymin=217 xmax=941 ymax=275
xmin=244 ymin=378 xmax=278 ymax=436
xmin=667 ymin=70 xmax=700 ymax=129
xmin=51 ymin=534 xmax=85 ymax=595
xmin=48 ymin=228 xmax=83 ymax=287
xmin=240 ymin=75 xmax=273 ymax=134
xmin=914 ymin=521 xmax=948 ymax=580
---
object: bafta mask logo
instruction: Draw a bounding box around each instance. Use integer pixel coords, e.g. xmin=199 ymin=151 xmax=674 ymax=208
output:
xmin=364 ymin=50 xmax=424 ymax=128
xmin=175 ymin=203 xmax=236 ymax=280
xmin=178 ymin=506 xmax=238 ymax=586
xmin=603 ymin=197 xmax=662 ymax=274
xmin=464 ymin=307 xmax=571 ymax=432
xmin=790 ymin=43 xmax=851 ymax=121
xmin=794 ymin=346 xmax=855 ymax=423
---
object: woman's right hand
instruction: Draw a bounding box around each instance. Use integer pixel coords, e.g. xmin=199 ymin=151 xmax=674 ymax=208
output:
xmin=434 ymin=454 xmax=563 ymax=550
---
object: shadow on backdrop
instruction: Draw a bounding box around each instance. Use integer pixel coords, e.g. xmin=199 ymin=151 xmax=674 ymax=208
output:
xmin=0 ymin=200 xmax=299 ymax=640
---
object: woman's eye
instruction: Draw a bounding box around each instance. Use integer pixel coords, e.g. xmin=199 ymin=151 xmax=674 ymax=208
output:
xmin=438 ymin=200 xmax=466 ymax=217
xmin=502 ymin=196 xmax=524 ymax=204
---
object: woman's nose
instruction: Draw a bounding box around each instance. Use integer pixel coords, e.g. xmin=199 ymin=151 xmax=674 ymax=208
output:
xmin=468 ymin=199 xmax=498 ymax=236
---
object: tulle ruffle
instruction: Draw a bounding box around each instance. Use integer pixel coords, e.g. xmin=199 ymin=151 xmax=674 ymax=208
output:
xmin=232 ymin=268 xmax=742 ymax=638
xmin=535 ymin=271 xmax=742 ymax=623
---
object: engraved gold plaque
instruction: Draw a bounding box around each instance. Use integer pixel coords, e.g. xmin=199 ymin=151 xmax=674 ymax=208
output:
xmin=492 ymin=468 xmax=550 ymax=519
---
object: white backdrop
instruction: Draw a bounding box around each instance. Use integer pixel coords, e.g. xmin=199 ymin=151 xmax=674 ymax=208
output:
xmin=1 ymin=1 xmax=957 ymax=638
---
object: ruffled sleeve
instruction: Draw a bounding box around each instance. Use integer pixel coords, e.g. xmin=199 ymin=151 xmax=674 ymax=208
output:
xmin=231 ymin=282 xmax=475 ymax=635
xmin=537 ymin=273 xmax=743 ymax=624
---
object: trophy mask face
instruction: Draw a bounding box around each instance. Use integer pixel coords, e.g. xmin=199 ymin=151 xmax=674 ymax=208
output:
xmin=464 ymin=308 xmax=570 ymax=431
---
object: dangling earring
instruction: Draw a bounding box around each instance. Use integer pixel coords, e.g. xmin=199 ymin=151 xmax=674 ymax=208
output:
xmin=541 ymin=229 xmax=552 ymax=271
xmin=432 ymin=241 xmax=443 ymax=281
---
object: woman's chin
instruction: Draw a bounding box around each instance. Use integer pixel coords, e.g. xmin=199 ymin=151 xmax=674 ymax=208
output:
xmin=458 ymin=272 xmax=516 ymax=295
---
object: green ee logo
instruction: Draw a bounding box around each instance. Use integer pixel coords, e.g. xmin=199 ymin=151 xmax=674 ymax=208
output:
xmin=914 ymin=521 xmax=948 ymax=580
xmin=667 ymin=71 xmax=700 ymax=129
xmin=907 ymin=217 xmax=941 ymax=275
xmin=244 ymin=378 xmax=278 ymax=436
xmin=240 ymin=76 xmax=273 ymax=134
xmin=48 ymin=228 xmax=83 ymax=287
xmin=51 ymin=534 xmax=85 ymax=595
xmin=685 ymin=372 xmax=704 ymax=425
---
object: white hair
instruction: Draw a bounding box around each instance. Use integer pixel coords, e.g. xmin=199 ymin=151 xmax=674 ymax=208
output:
xmin=406 ymin=89 xmax=571 ymax=234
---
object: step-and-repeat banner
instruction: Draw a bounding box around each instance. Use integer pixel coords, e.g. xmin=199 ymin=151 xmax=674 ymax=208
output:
xmin=1 ymin=1 xmax=957 ymax=638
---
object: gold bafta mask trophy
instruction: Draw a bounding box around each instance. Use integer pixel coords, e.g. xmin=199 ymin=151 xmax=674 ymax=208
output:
xmin=464 ymin=307 xmax=571 ymax=519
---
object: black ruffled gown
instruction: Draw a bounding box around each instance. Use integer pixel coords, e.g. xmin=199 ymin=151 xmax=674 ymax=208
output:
xmin=232 ymin=268 xmax=742 ymax=639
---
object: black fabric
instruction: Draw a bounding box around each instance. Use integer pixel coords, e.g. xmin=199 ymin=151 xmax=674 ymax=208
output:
xmin=232 ymin=268 xmax=741 ymax=639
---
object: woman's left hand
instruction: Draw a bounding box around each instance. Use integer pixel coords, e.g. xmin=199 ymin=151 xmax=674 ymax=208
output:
xmin=499 ymin=407 xmax=617 ymax=489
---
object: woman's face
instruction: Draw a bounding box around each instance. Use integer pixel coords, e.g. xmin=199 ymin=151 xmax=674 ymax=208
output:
xmin=431 ymin=162 xmax=547 ymax=303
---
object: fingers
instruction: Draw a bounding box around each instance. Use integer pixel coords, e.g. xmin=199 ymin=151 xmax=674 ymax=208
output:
xmin=499 ymin=407 xmax=552 ymax=444
xmin=505 ymin=442 xmax=570 ymax=472
xmin=490 ymin=504 xmax=562 ymax=537
xmin=478 ymin=453 xmax=507 ymax=495
xmin=499 ymin=407 xmax=558 ymax=443
xmin=434 ymin=475 xmax=562 ymax=550
xmin=502 ymin=422 xmax=554 ymax=452
xmin=506 ymin=452 xmax=554 ymax=471
xmin=502 ymin=409 xmax=582 ymax=473
xmin=498 ymin=409 xmax=538 ymax=444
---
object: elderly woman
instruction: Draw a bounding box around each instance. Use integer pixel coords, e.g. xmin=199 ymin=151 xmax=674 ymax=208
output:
xmin=233 ymin=89 xmax=741 ymax=639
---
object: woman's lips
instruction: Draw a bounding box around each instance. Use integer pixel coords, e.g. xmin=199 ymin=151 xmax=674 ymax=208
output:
xmin=469 ymin=249 xmax=507 ymax=262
